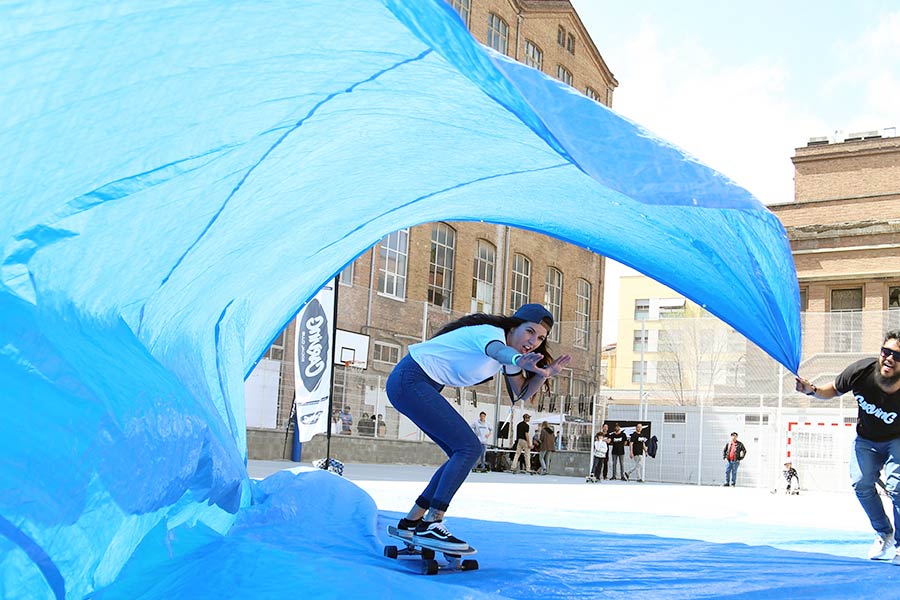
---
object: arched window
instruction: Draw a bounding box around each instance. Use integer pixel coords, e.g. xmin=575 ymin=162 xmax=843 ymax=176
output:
xmin=487 ymin=13 xmax=509 ymax=54
xmin=509 ymin=253 xmax=531 ymax=312
xmin=377 ymin=228 xmax=409 ymax=299
xmin=523 ymin=40 xmax=542 ymax=71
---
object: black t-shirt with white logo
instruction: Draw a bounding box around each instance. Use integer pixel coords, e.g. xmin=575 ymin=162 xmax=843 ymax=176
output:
xmin=630 ymin=432 xmax=648 ymax=455
xmin=609 ymin=431 xmax=628 ymax=455
xmin=835 ymin=358 xmax=900 ymax=442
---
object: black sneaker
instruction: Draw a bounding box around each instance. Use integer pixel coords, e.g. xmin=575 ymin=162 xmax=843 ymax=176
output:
xmin=412 ymin=520 xmax=468 ymax=551
xmin=396 ymin=517 xmax=421 ymax=539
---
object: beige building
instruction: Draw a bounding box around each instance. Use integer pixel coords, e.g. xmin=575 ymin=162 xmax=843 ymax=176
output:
xmin=608 ymin=275 xmax=744 ymax=406
xmin=246 ymin=0 xmax=618 ymax=455
xmin=770 ymin=127 xmax=900 ymax=363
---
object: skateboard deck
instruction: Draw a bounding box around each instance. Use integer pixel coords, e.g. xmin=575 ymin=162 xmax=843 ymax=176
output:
xmin=384 ymin=526 xmax=478 ymax=575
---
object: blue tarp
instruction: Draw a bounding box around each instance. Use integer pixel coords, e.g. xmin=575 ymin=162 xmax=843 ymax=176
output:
xmin=0 ymin=1 xmax=800 ymax=597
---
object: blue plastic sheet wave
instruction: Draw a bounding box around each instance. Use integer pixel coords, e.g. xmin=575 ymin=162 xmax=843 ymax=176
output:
xmin=0 ymin=1 xmax=800 ymax=597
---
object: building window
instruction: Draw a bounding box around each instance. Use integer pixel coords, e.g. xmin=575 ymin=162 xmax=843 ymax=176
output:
xmin=377 ymin=229 xmax=409 ymax=299
xmin=566 ymin=33 xmax=575 ymax=54
xmin=447 ymin=0 xmax=470 ymax=27
xmin=372 ymin=341 xmax=401 ymax=366
xmin=545 ymin=267 xmax=562 ymax=342
xmin=634 ymin=299 xmax=650 ymax=321
xmin=658 ymin=303 xmax=685 ymax=319
xmin=574 ymin=278 xmax=591 ymax=349
xmin=471 ymin=239 xmax=495 ymax=313
xmin=799 ymin=288 xmax=808 ymax=311
xmin=555 ymin=65 xmax=573 ymax=87
xmin=744 ymin=414 xmax=769 ymax=425
xmin=606 ymin=86 xmax=613 ymax=105
xmin=338 ymin=261 xmax=354 ymax=286
xmin=829 ymin=288 xmax=862 ymax=352
xmin=631 ymin=360 xmax=647 ymax=384
xmin=664 ymin=412 xmax=686 ymax=424
xmin=585 ymin=86 xmax=600 ymax=102
xmin=509 ymin=253 xmax=531 ymax=312
xmin=633 ymin=329 xmax=648 ymax=353
xmin=557 ymin=26 xmax=565 ymax=47
xmin=428 ymin=223 xmax=456 ymax=310
xmin=487 ymin=13 xmax=509 ymax=54
xmin=264 ymin=330 xmax=285 ymax=361
xmin=888 ymin=286 xmax=900 ymax=330
xmin=523 ymin=40 xmax=543 ymax=71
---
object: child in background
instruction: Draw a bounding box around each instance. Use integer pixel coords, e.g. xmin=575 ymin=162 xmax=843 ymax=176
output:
xmin=783 ymin=461 xmax=800 ymax=495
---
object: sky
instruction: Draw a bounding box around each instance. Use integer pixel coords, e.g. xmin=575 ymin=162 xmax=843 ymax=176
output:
xmin=570 ymin=0 xmax=900 ymax=344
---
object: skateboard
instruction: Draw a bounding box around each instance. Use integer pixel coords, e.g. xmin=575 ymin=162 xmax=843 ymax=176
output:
xmin=384 ymin=526 xmax=479 ymax=575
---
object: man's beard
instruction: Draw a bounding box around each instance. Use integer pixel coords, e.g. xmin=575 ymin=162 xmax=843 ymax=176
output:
xmin=875 ymin=364 xmax=900 ymax=388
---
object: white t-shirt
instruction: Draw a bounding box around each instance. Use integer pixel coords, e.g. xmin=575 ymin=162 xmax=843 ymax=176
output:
xmin=472 ymin=419 xmax=493 ymax=443
xmin=408 ymin=324 xmax=506 ymax=387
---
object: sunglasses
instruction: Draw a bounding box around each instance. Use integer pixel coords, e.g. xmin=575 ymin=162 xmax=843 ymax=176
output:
xmin=881 ymin=347 xmax=900 ymax=361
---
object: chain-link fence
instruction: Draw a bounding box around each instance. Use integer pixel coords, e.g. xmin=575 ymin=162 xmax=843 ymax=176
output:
xmin=253 ymin=298 xmax=899 ymax=489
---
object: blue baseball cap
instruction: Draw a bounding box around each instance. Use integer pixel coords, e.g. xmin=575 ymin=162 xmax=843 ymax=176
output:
xmin=513 ymin=303 xmax=554 ymax=328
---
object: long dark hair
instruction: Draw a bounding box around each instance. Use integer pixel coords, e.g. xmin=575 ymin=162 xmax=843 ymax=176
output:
xmin=433 ymin=313 xmax=554 ymax=369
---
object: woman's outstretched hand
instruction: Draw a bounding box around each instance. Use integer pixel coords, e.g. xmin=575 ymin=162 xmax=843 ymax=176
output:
xmin=517 ymin=353 xmax=572 ymax=377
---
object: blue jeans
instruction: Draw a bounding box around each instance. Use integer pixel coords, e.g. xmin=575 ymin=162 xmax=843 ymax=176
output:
xmin=477 ymin=443 xmax=488 ymax=469
xmin=386 ymin=355 xmax=482 ymax=513
xmin=725 ymin=460 xmax=740 ymax=485
xmin=850 ymin=435 xmax=900 ymax=542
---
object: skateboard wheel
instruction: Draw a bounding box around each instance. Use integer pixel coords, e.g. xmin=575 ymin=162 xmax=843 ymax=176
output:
xmin=422 ymin=548 xmax=435 ymax=560
xmin=384 ymin=546 xmax=398 ymax=559
xmin=461 ymin=559 xmax=479 ymax=571
xmin=423 ymin=559 xmax=439 ymax=575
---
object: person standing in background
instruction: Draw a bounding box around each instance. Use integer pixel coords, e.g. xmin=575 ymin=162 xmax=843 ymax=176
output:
xmin=537 ymin=421 xmax=555 ymax=475
xmin=339 ymin=405 xmax=353 ymax=435
xmin=722 ymin=432 xmax=747 ymax=487
xmin=471 ymin=411 xmax=493 ymax=472
xmin=590 ymin=432 xmax=609 ymax=482
xmin=599 ymin=423 xmax=610 ymax=479
xmin=627 ymin=423 xmax=648 ymax=482
xmin=512 ymin=414 xmax=533 ymax=474
xmin=608 ymin=423 xmax=628 ymax=481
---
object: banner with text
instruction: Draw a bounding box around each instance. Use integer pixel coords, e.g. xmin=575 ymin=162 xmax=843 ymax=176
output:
xmin=294 ymin=280 xmax=335 ymax=443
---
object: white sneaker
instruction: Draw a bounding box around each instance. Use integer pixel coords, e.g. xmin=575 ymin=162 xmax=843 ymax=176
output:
xmin=868 ymin=531 xmax=895 ymax=560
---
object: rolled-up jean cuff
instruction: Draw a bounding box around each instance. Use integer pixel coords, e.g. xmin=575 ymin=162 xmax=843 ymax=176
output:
xmin=415 ymin=497 xmax=431 ymax=510
xmin=430 ymin=499 xmax=450 ymax=512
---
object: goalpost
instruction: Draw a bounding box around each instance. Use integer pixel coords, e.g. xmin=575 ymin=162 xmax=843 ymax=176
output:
xmin=784 ymin=420 xmax=857 ymax=493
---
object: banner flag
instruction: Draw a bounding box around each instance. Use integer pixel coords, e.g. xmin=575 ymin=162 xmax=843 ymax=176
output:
xmin=294 ymin=280 xmax=335 ymax=443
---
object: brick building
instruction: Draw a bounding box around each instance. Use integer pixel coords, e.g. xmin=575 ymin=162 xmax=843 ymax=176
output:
xmin=770 ymin=128 xmax=900 ymax=361
xmin=246 ymin=0 xmax=619 ymax=456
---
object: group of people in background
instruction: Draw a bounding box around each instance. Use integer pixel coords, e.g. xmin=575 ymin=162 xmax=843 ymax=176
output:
xmin=589 ymin=422 xmax=650 ymax=482
xmin=330 ymin=406 xmax=387 ymax=437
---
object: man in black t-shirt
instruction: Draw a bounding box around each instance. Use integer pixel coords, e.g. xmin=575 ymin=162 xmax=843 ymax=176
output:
xmin=608 ymin=423 xmax=628 ymax=481
xmin=796 ymin=329 xmax=900 ymax=562
xmin=627 ymin=423 xmax=648 ymax=482
xmin=511 ymin=414 xmax=532 ymax=473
